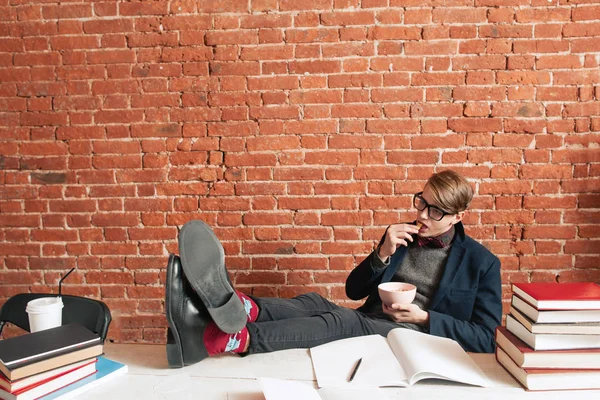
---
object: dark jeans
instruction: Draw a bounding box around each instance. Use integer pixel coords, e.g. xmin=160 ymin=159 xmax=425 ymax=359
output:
xmin=246 ymin=292 xmax=401 ymax=354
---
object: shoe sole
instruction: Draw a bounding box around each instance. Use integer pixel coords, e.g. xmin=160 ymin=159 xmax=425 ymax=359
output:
xmin=178 ymin=220 xmax=246 ymax=334
xmin=165 ymin=254 xmax=185 ymax=368
xmin=166 ymin=327 xmax=184 ymax=368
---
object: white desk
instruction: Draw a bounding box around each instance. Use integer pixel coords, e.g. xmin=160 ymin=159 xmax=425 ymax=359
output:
xmin=74 ymin=343 xmax=600 ymax=399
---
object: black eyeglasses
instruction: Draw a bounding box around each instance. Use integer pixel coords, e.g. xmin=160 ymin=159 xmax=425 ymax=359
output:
xmin=413 ymin=192 xmax=452 ymax=221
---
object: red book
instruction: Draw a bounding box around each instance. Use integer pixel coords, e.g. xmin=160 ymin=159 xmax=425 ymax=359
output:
xmin=496 ymin=346 xmax=600 ymax=391
xmin=512 ymin=282 xmax=600 ymax=310
xmin=0 ymin=361 xmax=96 ymax=400
xmin=495 ymin=326 xmax=600 ymax=369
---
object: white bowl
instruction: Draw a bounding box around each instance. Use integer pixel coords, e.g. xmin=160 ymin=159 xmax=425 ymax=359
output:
xmin=378 ymin=282 xmax=417 ymax=306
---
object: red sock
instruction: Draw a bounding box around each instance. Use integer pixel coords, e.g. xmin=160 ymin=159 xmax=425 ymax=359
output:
xmin=204 ymin=321 xmax=248 ymax=356
xmin=236 ymin=290 xmax=259 ymax=323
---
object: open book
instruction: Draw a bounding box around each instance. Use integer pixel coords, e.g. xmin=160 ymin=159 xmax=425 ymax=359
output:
xmin=310 ymin=329 xmax=489 ymax=388
xmin=259 ymin=377 xmax=389 ymax=400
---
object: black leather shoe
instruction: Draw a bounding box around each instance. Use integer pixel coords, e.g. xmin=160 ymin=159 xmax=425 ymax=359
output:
xmin=178 ymin=220 xmax=247 ymax=334
xmin=165 ymin=254 xmax=210 ymax=368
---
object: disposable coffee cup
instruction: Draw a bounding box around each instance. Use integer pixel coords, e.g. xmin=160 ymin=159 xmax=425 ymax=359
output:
xmin=26 ymin=297 xmax=64 ymax=333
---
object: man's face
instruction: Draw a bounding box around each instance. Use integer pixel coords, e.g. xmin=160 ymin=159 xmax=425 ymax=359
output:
xmin=415 ymin=185 xmax=462 ymax=238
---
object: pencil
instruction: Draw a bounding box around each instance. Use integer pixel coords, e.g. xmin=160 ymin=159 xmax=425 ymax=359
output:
xmin=348 ymin=357 xmax=362 ymax=382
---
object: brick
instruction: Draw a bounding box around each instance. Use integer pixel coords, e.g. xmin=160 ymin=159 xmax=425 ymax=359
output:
xmin=286 ymin=28 xmax=339 ymax=43
xmin=487 ymin=7 xmax=515 ymax=23
xmin=514 ymin=39 xmax=570 ymax=54
xmin=120 ymin=2 xmax=169 ymax=16
xmin=479 ymin=25 xmax=532 ymax=38
xmin=497 ymin=71 xmax=551 ymax=85
xmin=571 ymin=6 xmax=600 ymax=21
xmin=453 ymin=55 xmax=506 ymax=70
xmin=404 ymin=9 xmax=431 ymax=24
xmin=491 ymin=103 xmax=544 ymax=117
xmin=468 ymin=149 xmax=522 ymax=163
xmin=480 ymin=181 xmax=532 ymax=195
xmin=426 ymin=87 xmax=452 ymax=102
xmin=368 ymin=26 xmax=422 ymax=40
xmin=536 ymin=55 xmax=583 ymax=70
xmin=459 ymin=40 xmax=485 ymax=54
xmin=453 ymin=87 xmax=505 ymax=101
xmin=425 ymin=57 xmax=451 ymax=72
xmin=331 ymin=104 xmax=382 ymax=118
xmin=515 ymin=8 xmax=571 ymax=23
xmin=553 ymin=149 xmax=600 ymax=163
xmin=564 ymin=22 xmax=600 ymax=37
xmin=321 ymin=11 xmax=375 ymax=26
xmin=241 ymin=14 xmax=292 ymax=29
xmin=412 ymin=72 xmax=465 ymax=86
xmin=534 ymin=24 xmax=562 ymax=38
xmin=464 ymin=102 xmax=490 ymax=117
xmin=371 ymin=88 xmax=423 ymax=102
xmin=404 ymin=40 xmax=457 ymax=55
xmin=448 ymin=118 xmax=502 ymax=132
xmin=520 ymin=165 xmax=572 ymax=179
xmin=536 ymin=87 xmax=578 ymax=101
xmin=520 ymin=255 xmax=573 ymax=270
xmin=289 ymin=60 xmax=341 ymax=74
xmin=433 ymin=8 xmax=486 ymax=23
xmin=322 ymin=42 xmax=375 ymax=57
xmin=411 ymin=103 xmax=462 ymax=117
xmin=289 ymin=89 xmax=342 ymax=104
xmin=280 ymin=0 xmax=332 ymax=11
xmin=564 ymin=103 xmax=600 ymax=117
xmin=83 ymin=19 xmax=133 ymax=34
xmin=554 ymin=70 xmax=600 ymax=85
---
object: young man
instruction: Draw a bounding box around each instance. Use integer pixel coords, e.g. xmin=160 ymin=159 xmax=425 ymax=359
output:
xmin=165 ymin=170 xmax=502 ymax=368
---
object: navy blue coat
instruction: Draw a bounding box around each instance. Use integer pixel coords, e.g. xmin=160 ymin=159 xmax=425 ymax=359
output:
xmin=345 ymin=222 xmax=502 ymax=353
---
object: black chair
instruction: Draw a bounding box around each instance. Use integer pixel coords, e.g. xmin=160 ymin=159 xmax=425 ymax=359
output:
xmin=0 ymin=293 xmax=112 ymax=342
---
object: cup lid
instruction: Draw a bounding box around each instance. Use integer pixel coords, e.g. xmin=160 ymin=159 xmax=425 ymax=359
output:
xmin=26 ymin=297 xmax=63 ymax=312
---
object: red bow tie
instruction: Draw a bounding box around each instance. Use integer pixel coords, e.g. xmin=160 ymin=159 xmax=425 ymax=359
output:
xmin=416 ymin=236 xmax=447 ymax=248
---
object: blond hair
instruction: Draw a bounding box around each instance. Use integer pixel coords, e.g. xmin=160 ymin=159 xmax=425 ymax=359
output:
xmin=426 ymin=170 xmax=473 ymax=214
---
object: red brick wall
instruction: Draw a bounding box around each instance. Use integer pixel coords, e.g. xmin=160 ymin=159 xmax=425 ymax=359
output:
xmin=0 ymin=1 xmax=598 ymax=343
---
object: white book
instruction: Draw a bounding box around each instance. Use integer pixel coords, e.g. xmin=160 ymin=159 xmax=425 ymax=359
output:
xmin=506 ymin=314 xmax=600 ymax=351
xmin=512 ymin=295 xmax=600 ymax=324
xmin=510 ymin=306 xmax=600 ymax=335
xmin=309 ymin=329 xmax=489 ymax=388
xmin=259 ymin=377 xmax=389 ymax=400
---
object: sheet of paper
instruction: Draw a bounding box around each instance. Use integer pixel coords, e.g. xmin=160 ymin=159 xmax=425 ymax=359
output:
xmin=259 ymin=377 xmax=389 ymax=400
xmin=309 ymin=335 xmax=407 ymax=388
xmin=259 ymin=377 xmax=321 ymax=400
xmin=318 ymin=386 xmax=389 ymax=400
xmin=387 ymin=329 xmax=489 ymax=387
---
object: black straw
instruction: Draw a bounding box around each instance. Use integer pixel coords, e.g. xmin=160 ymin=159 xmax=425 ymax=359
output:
xmin=58 ymin=268 xmax=75 ymax=295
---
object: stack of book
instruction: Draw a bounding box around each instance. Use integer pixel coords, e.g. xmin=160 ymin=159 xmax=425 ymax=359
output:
xmin=495 ymin=282 xmax=600 ymax=391
xmin=0 ymin=323 xmax=127 ymax=400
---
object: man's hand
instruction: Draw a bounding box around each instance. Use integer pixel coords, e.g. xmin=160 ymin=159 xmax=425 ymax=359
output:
xmin=382 ymin=303 xmax=429 ymax=326
xmin=378 ymin=223 xmax=420 ymax=260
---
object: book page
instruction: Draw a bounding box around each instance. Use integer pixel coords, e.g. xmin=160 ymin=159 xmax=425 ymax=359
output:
xmin=309 ymin=335 xmax=407 ymax=388
xmin=387 ymin=329 xmax=489 ymax=387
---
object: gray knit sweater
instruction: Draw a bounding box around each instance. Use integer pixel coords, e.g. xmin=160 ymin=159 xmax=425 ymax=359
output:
xmin=362 ymin=227 xmax=455 ymax=332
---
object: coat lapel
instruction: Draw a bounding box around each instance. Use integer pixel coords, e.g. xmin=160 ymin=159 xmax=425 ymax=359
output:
xmin=428 ymin=241 xmax=467 ymax=310
xmin=382 ymin=245 xmax=408 ymax=283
